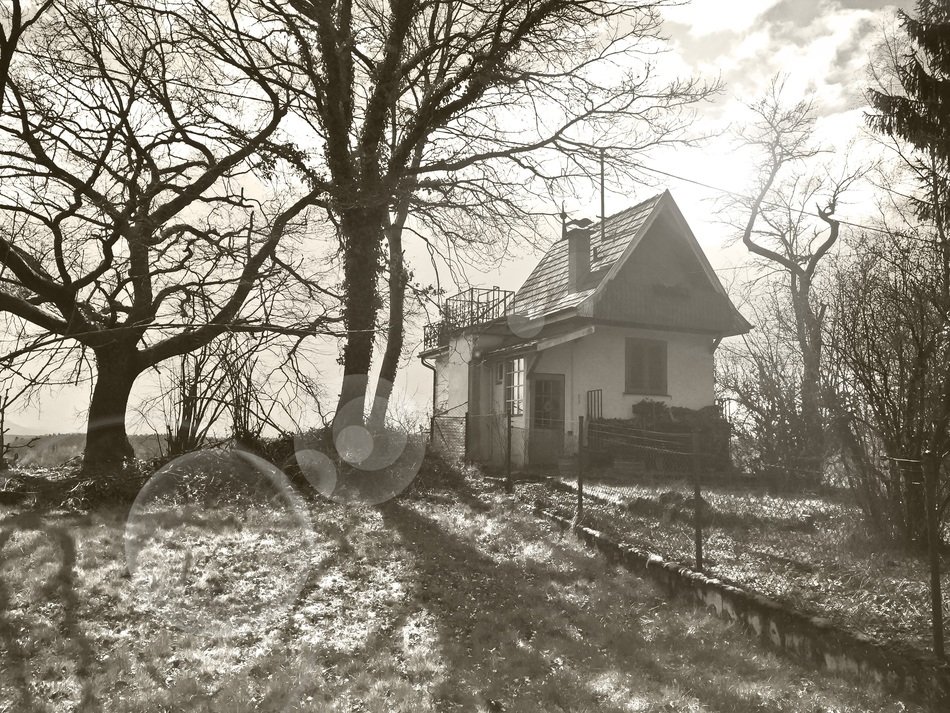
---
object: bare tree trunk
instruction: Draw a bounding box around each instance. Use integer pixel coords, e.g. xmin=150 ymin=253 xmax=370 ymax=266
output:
xmin=335 ymin=207 xmax=384 ymax=423
xmin=84 ymin=346 xmax=140 ymax=468
xmin=902 ymin=465 xmax=928 ymax=547
xmin=793 ymin=282 xmax=825 ymax=478
xmin=0 ymin=390 xmax=7 ymax=470
xmin=368 ymin=207 xmax=409 ymax=431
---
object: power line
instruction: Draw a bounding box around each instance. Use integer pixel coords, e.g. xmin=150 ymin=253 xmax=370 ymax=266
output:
xmin=636 ymin=162 xmax=896 ymax=237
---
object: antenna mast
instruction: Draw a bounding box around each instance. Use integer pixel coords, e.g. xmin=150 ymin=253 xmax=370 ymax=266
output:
xmin=599 ymin=147 xmax=606 ymax=244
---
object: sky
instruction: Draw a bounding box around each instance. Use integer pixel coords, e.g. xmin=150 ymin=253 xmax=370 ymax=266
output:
xmin=8 ymin=0 xmax=917 ymax=435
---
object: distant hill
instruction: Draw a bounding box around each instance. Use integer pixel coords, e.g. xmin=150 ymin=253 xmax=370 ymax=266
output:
xmin=4 ymin=433 xmax=165 ymax=467
xmin=2 ymin=421 xmax=38 ymax=437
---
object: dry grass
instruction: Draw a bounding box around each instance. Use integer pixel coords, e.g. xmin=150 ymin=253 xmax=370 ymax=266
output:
xmin=544 ymin=476 xmax=949 ymax=654
xmin=4 ymin=434 xmax=164 ymax=468
xmin=0 ymin=472 xmax=926 ymax=712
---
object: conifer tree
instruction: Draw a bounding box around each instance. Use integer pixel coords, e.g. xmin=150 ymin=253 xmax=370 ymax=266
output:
xmin=865 ymin=0 xmax=950 ymax=580
xmin=867 ymin=0 xmax=950 ymax=225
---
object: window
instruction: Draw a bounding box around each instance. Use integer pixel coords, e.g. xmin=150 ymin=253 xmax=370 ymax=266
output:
xmin=625 ymin=338 xmax=667 ymax=395
xmin=533 ymin=377 xmax=564 ymax=429
xmin=504 ymin=357 xmax=525 ymax=415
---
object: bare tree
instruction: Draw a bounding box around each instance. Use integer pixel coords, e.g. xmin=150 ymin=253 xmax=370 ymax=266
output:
xmin=0 ymin=0 xmax=331 ymax=468
xmin=237 ymin=0 xmax=718 ymax=424
xmin=828 ymin=227 xmax=947 ymax=545
xmin=0 ymin=1 xmax=53 ymax=104
xmin=716 ymin=290 xmax=810 ymax=481
xmin=730 ymin=77 xmax=859 ymax=481
xmin=825 ymin=4 xmax=950 ymax=547
xmin=155 ymin=343 xmax=232 ymax=458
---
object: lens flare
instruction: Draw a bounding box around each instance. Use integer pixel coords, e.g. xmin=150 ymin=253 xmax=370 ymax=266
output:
xmin=124 ymin=448 xmax=315 ymax=642
xmin=294 ymin=379 xmax=426 ymax=506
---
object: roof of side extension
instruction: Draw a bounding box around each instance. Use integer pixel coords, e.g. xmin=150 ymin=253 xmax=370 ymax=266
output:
xmin=509 ymin=190 xmax=751 ymax=336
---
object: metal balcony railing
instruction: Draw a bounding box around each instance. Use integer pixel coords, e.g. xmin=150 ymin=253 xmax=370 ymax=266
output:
xmin=423 ymin=286 xmax=514 ymax=351
xmin=423 ymin=321 xmax=449 ymax=351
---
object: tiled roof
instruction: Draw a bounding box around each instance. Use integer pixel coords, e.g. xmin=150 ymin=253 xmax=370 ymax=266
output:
xmin=511 ymin=193 xmax=663 ymax=319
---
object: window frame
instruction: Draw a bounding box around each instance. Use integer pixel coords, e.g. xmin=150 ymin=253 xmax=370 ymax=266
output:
xmin=504 ymin=357 xmax=525 ymax=416
xmin=624 ymin=337 xmax=668 ymax=396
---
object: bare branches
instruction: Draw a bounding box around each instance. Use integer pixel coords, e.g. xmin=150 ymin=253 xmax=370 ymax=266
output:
xmin=0 ymin=0 xmax=342 ymax=465
xmin=726 ymin=77 xmax=869 ymax=478
xmin=0 ymin=0 xmax=54 ymax=107
xmin=239 ymin=0 xmax=719 ymax=415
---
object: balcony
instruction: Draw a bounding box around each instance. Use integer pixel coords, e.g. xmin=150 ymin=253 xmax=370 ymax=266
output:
xmin=423 ymin=286 xmax=514 ymax=351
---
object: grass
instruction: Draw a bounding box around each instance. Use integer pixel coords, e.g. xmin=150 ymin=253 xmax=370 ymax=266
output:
xmin=541 ymin=475 xmax=949 ymax=655
xmin=0 ymin=466 xmax=928 ymax=712
xmin=4 ymin=433 xmax=164 ymax=468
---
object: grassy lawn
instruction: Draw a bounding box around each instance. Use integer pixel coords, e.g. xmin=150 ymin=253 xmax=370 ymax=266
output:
xmin=0 ymin=469 xmax=926 ymax=712
xmin=541 ymin=476 xmax=949 ymax=656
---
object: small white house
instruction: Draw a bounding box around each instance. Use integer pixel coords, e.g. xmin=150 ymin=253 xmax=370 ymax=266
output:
xmin=420 ymin=190 xmax=750 ymax=467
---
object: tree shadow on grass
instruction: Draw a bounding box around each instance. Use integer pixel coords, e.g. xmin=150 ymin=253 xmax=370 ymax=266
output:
xmin=110 ymin=484 xmax=915 ymax=712
xmin=0 ymin=511 xmax=99 ymax=713
xmin=376 ymin=497 xmax=822 ymax=713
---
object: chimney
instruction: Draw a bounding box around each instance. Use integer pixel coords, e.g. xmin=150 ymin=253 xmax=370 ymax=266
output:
xmin=567 ymin=225 xmax=591 ymax=293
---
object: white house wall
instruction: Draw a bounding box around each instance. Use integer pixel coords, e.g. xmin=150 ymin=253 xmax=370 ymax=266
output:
xmin=433 ymin=334 xmax=475 ymax=416
xmin=433 ymin=360 xmax=450 ymax=415
xmin=437 ymin=325 xmax=714 ymax=466
xmin=532 ymin=325 xmax=715 ymax=428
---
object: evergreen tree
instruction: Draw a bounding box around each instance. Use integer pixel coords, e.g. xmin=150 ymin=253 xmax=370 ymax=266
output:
xmin=862 ymin=1 xmax=950 ymax=547
xmin=867 ymin=0 xmax=950 ymax=224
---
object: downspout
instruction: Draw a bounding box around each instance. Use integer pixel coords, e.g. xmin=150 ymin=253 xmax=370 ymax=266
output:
xmin=421 ymin=354 xmax=437 ymax=416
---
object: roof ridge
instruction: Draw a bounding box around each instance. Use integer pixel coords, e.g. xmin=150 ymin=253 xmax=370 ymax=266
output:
xmin=591 ymin=190 xmax=665 ymax=229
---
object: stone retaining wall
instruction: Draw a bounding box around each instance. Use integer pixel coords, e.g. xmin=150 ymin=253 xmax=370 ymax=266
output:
xmin=538 ymin=507 xmax=950 ymax=709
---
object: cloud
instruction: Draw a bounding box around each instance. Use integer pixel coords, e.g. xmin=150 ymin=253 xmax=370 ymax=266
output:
xmin=665 ymin=2 xmax=908 ymax=119
xmin=661 ymin=0 xmax=785 ymax=37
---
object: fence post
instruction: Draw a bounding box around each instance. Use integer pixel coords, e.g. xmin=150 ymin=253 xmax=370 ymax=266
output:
xmin=573 ymin=416 xmax=585 ymax=529
xmin=505 ymin=410 xmax=513 ymax=493
xmin=924 ymin=450 xmax=945 ymax=659
xmin=464 ymin=412 xmax=470 ymax=463
xmin=692 ymin=431 xmax=703 ymax=571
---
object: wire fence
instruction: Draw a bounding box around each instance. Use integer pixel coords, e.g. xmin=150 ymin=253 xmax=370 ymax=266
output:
xmin=429 ymin=415 xmax=467 ymax=462
xmin=543 ymin=417 xmax=950 ymax=660
xmin=431 ymin=410 xmax=949 ymax=659
xmin=580 ymin=419 xmax=705 ymax=567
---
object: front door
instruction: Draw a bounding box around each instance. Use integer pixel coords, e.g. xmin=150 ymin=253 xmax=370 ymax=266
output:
xmin=529 ymin=374 xmax=565 ymax=465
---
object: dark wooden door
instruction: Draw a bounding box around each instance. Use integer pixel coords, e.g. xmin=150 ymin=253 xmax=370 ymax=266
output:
xmin=529 ymin=375 xmax=565 ymax=465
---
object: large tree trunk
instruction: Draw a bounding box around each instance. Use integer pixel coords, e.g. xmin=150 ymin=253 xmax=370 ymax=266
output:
xmin=335 ymin=208 xmax=384 ymax=423
xmin=800 ymin=339 xmax=824 ymax=472
xmin=84 ymin=346 xmax=141 ymax=469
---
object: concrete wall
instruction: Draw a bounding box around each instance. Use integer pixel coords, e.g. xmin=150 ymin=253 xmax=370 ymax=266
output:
xmin=541 ymin=506 xmax=950 ymax=708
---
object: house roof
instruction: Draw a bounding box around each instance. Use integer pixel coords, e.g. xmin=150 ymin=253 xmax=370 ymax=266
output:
xmin=509 ymin=190 xmax=751 ymax=336
xmin=511 ymin=194 xmax=662 ymax=319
